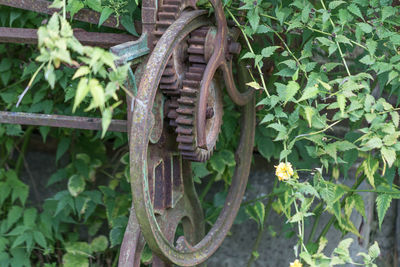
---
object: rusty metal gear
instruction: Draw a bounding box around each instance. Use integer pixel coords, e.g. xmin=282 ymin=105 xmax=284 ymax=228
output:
xmin=175 ymin=27 xmax=223 ymax=162
xmin=154 ymin=0 xmax=196 ymax=97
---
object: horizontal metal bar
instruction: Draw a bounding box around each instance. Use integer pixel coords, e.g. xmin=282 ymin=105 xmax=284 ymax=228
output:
xmin=0 ymin=111 xmax=127 ymax=132
xmin=111 ymin=33 xmax=150 ymax=65
xmin=0 ymin=27 xmax=136 ymax=48
xmin=0 ymin=0 xmax=125 ymax=30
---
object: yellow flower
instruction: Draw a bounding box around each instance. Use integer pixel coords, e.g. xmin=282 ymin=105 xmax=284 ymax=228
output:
xmin=290 ymin=259 xmax=302 ymax=267
xmin=274 ymin=162 xmax=294 ymax=181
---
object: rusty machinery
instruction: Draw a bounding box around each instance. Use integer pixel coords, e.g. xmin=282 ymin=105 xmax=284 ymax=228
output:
xmin=0 ymin=0 xmax=255 ymax=266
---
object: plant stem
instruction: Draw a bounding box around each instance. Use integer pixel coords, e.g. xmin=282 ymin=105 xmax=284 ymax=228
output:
xmin=226 ymin=8 xmax=270 ymax=97
xmin=246 ymin=177 xmax=278 ymax=267
xmin=15 ymin=126 xmax=34 ymax=175
xmin=199 ymin=175 xmax=216 ymax=202
xmin=316 ymin=175 xmax=366 ymax=242
xmin=307 ymin=202 xmax=323 ymax=244
xmin=259 ymin=13 xmax=367 ymax=50
xmin=320 ymin=0 xmax=351 ymax=76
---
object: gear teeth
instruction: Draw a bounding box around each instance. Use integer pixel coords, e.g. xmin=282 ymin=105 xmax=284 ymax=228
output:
xmin=185 ymin=72 xmax=202 ymax=81
xmin=168 ymin=109 xmax=178 ymax=119
xmin=187 ymin=46 xmax=204 ymax=55
xmin=161 ymin=74 xmax=178 ymax=84
xmin=155 ymin=0 xmax=186 ymax=98
xmin=175 ymin=27 xmax=218 ymax=162
xmin=178 ymin=97 xmax=196 ymax=105
xmin=176 ymin=117 xmax=193 ymax=125
xmin=176 ymin=126 xmax=192 ymax=135
xmin=189 ymin=66 xmax=205 ymax=74
xmin=176 ymin=107 xmax=193 ymax=115
xmin=182 ymin=80 xmax=200 ymax=87
xmin=180 ymin=88 xmax=197 ymax=96
xmin=188 ymin=55 xmax=206 ymax=63
xmin=177 ymin=135 xmax=194 ymax=143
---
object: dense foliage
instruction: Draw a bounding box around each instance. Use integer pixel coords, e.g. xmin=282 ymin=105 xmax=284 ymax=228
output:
xmin=1 ymin=0 xmax=400 ymax=266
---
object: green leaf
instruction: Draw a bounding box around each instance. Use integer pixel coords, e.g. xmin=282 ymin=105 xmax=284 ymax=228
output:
xmin=357 ymin=23 xmax=372 ymax=33
xmin=23 ymin=208 xmax=37 ymax=228
xmin=381 ymin=146 xmax=396 ymax=167
xmin=261 ymin=46 xmax=280 ymax=58
xmin=376 ymin=194 xmax=392 ymax=229
xmin=260 ymin=114 xmax=274 ymax=124
xmin=121 ymin=15 xmax=139 ymax=36
xmin=72 ymin=66 xmax=90 ymax=80
xmin=101 ymin=107 xmax=113 ymax=138
xmin=68 ymin=175 xmax=86 ymax=197
xmin=366 ymin=39 xmax=377 ymax=55
xmin=245 ymin=201 xmax=265 ymax=230
xmin=362 ymin=157 xmax=379 ymax=188
xmin=382 ymin=6 xmax=396 ymax=21
xmin=88 ymin=79 xmax=105 ymax=111
xmin=246 ymin=81 xmax=262 ymax=90
xmin=248 ymin=9 xmax=260 ymax=31
xmin=7 ymin=206 xmax=23 ymax=230
xmin=304 ymin=106 xmax=315 ymax=128
xmin=73 ymin=78 xmax=89 ymax=112
xmin=63 ymin=253 xmax=89 ymax=267
xmin=210 ymin=154 xmax=225 ymax=173
xmin=49 ymin=0 xmax=64 ymax=9
xmin=297 ymin=86 xmax=319 ymax=102
xmin=283 ymin=81 xmax=299 ymax=102
xmin=363 ymin=137 xmax=383 ymax=150
xmin=99 ymin=7 xmax=114 ymax=27
xmin=391 ymin=111 xmax=399 ymax=127
xmin=67 ymin=0 xmax=85 ymax=19
xmin=241 ymin=52 xmax=256 ymax=59
xmin=33 ymin=231 xmax=47 ymax=248
xmin=337 ymin=93 xmax=346 ymax=116
xmin=85 ymin=0 xmax=102 ymax=12
xmin=110 ymin=227 xmax=124 ymax=247
xmin=90 ymin=235 xmax=108 ymax=252
xmin=267 ymin=123 xmax=286 ymax=133
xmin=191 ymin=162 xmax=210 ymax=182
xmin=329 ymin=1 xmax=345 ymax=9
xmin=347 ymin=3 xmax=363 ymax=20
xmin=359 ymin=55 xmax=375 ymax=65
xmin=56 ymin=137 xmax=70 ymax=162
xmin=368 ymin=241 xmax=380 ymax=259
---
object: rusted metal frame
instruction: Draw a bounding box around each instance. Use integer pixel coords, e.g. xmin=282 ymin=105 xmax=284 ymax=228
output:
xmin=196 ymin=0 xmax=253 ymax=148
xmin=111 ymin=33 xmax=150 ymax=66
xmin=0 ymin=27 xmax=136 ymax=48
xmin=0 ymin=111 xmax=127 ymax=132
xmin=0 ymin=0 xmax=125 ymax=30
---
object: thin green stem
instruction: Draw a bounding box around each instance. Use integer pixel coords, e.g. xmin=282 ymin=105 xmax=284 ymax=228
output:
xmin=226 ymin=8 xmax=270 ymax=97
xmin=307 ymin=202 xmax=323 ymax=244
xmin=259 ymin=13 xmax=367 ymax=50
xmin=199 ymin=175 xmax=216 ymax=202
xmin=15 ymin=126 xmax=34 ymax=175
xmin=320 ymin=0 xmax=351 ymax=76
xmin=246 ymin=177 xmax=278 ymax=267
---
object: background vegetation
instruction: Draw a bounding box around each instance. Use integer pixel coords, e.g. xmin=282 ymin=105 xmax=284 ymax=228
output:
xmin=0 ymin=0 xmax=400 ymax=266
